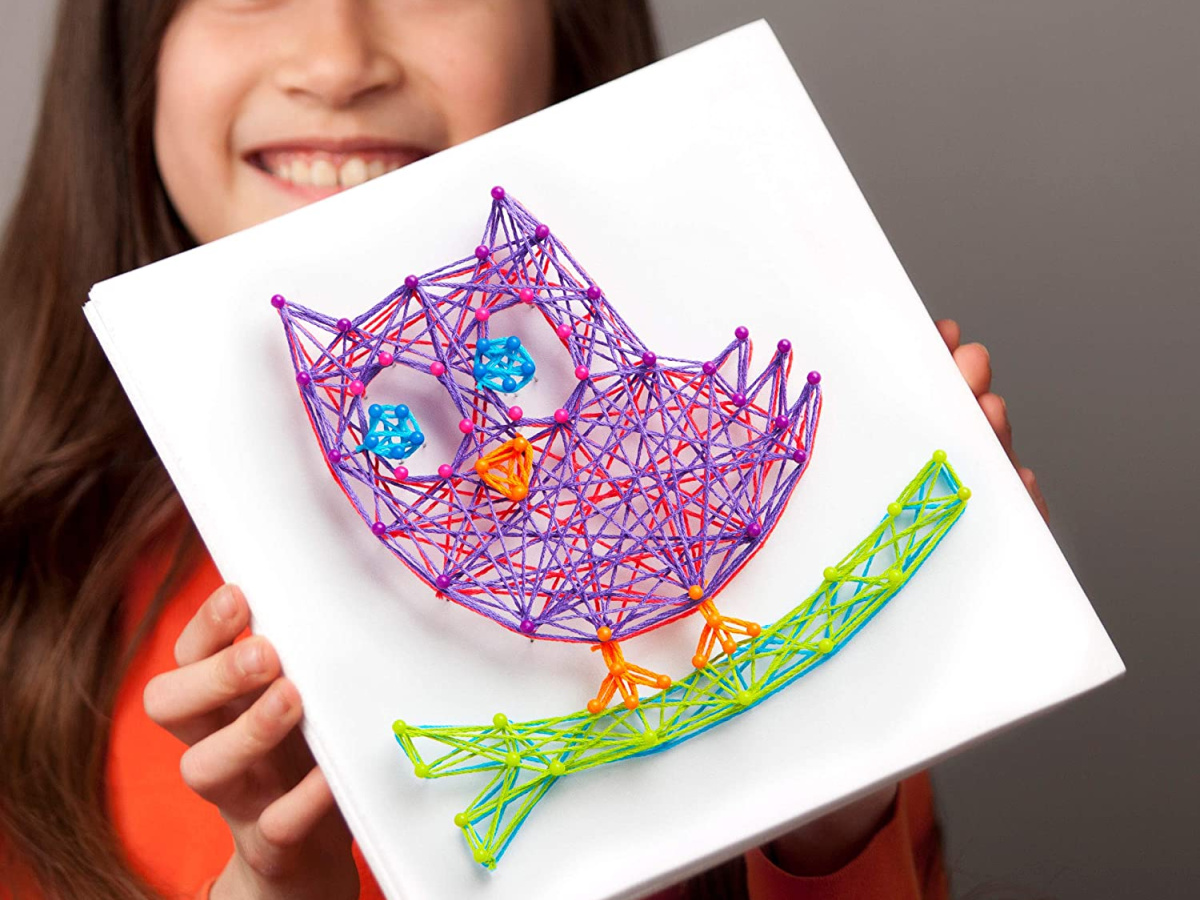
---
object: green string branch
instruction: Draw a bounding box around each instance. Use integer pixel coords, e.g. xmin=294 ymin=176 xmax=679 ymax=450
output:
xmin=392 ymin=452 xmax=969 ymax=868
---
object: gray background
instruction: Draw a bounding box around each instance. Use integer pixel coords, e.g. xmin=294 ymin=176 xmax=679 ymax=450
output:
xmin=2 ymin=1 xmax=1195 ymax=897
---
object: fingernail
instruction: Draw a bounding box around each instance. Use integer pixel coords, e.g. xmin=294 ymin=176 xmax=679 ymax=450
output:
xmin=238 ymin=641 xmax=267 ymax=675
xmin=266 ymin=684 xmax=292 ymax=718
xmin=214 ymin=588 xmax=238 ymax=620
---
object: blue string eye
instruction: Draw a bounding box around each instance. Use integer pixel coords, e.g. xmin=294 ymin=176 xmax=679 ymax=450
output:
xmin=356 ymin=404 xmax=425 ymax=460
xmin=474 ymin=335 xmax=536 ymax=393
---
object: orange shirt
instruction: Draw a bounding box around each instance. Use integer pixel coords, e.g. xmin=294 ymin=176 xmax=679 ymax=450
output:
xmin=103 ymin=543 xmax=947 ymax=900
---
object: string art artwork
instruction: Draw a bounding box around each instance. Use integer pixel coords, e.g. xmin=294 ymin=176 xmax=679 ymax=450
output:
xmin=273 ymin=188 xmax=970 ymax=868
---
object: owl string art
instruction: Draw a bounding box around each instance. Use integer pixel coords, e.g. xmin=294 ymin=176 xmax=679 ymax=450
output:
xmin=274 ymin=188 xmax=970 ymax=868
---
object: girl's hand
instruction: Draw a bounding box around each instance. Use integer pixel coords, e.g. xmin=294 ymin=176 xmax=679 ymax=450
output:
xmin=936 ymin=318 xmax=1050 ymax=523
xmin=144 ymin=585 xmax=358 ymax=900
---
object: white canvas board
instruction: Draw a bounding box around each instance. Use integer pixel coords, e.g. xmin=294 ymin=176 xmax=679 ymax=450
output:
xmin=85 ymin=21 xmax=1123 ymax=900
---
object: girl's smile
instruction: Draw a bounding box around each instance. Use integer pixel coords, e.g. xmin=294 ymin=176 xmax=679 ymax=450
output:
xmin=247 ymin=140 xmax=431 ymax=200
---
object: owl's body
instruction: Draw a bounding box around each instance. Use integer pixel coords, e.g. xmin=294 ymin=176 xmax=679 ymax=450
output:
xmin=277 ymin=189 xmax=821 ymax=706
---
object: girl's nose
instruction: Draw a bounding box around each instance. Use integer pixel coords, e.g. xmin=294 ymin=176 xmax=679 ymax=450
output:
xmin=274 ymin=0 xmax=403 ymax=108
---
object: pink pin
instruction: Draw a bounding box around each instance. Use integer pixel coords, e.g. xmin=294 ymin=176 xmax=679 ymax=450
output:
xmin=430 ymin=361 xmax=446 ymax=377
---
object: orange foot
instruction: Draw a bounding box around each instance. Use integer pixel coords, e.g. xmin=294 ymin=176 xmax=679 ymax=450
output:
xmin=587 ymin=628 xmax=672 ymax=714
xmin=692 ymin=600 xmax=761 ymax=669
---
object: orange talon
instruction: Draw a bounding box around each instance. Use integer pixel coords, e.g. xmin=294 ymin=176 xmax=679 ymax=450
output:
xmin=693 ymin=600 xmax=760 ymax=666
xmin=588 ymin=638 xmax=672 ymax=713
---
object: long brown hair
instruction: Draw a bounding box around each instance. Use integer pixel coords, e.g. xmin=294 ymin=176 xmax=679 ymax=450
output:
xmin=0 ymin=1 xmax=658 ymax=897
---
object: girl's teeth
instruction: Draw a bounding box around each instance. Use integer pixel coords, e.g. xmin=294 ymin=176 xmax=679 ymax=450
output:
xmin=265 ymin=153 xmax=404 ymax=189
xmin=291 ymin=159 xmax=312 ymax=186
xmin=311 ymin=159 xmax=338 ymax=188
xmin=339 ymin=157 xmax=368 ymax=187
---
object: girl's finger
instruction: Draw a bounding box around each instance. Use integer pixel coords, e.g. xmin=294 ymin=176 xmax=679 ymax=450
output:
xmin=174 ymin=584 xmax=251 ymax=667
xmin=977 ymin=392 xmax=1014 ymax=458
xmin=145 ymin=636 xmax=280 ymax=743
xmin=1020 ymin=467 xmax=1050 ymax=524
xmin=179 ymin=678 xmax=303 ymax=808
xmin=935 ymin=318 xmax=961 ymax=353
xmin=952 ymin=342 xmax=992 ymax=397
xmin=257 ymin=765 xmax=341 ymax=850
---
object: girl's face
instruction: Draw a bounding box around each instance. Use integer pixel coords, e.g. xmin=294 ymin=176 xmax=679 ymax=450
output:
xmin=155 ymin=0 xmax=554 ymax=244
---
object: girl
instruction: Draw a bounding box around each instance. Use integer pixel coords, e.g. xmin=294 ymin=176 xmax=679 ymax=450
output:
xmin=0 ymin=1 xmax=1047 ymax=898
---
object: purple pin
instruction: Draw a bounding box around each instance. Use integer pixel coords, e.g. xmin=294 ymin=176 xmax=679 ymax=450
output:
xmin=491 ymin=185 xmax=506 ymax=200
xmin=371 ymin=522 xmax=387 ymax=536
xmin=405 ymin=275 xmax=419 ymax=290
xmin=773 ymin=414 xmax=789 ymax=430
xmin=337 ymin=317 xmax=352 ymax=332
xmin=807 ymin=371 xmax=822 ymax=385
xmin=792 ymin=448 xmax=808 ymax=464
xmin=702 ymin=361 xmax=717 ymax=375
xmin=641 ymin=351 xmax=657 ymax=367
xmin=732 ymin=392 xmax=747 ymax=407
xmin=328 ymin=449 xmax=342 ymax=464
xmin=519 ymin=619 xmax=536 ymax=635
xmin=735 ymin=326 xmax=749 ymax=341
xmin=534 ymin=224 xmax=550 ymax=241
xmin=475 ymin=245 xmax=490 ymax=260
xmin=436 ymin=574 xmax=452 ymax=590
xmin=295 ymin=371 xmax=311 ymax=386
xmin=746 ymin=522 xmax=763 ymax=538
xmin=777 ymin=339 xmax=792 ymax=354
xmin=270 ymin=294 xmax=286 ymax=309
xmin=586 ymin=284 xmax=602 ymax=300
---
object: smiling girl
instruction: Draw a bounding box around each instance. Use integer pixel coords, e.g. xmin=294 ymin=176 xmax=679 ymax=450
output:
xmin=0 ymin=2 xmax=1046 ymax=898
